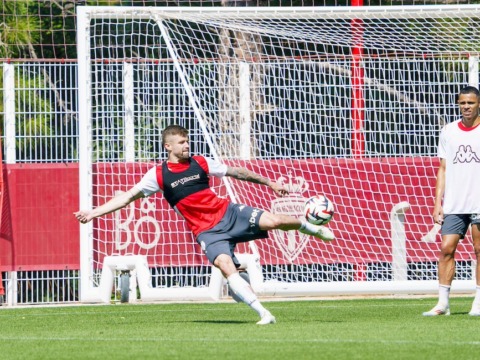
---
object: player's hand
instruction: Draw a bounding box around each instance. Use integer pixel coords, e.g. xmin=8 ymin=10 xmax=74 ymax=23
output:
xmin=434 ymin=215 xmax=444 ymax=225
xmin=432 ymin=206 xmax=444 ymax=225
xmin=270 ymin=182 xmax=289 ymax=197
xmin=74 ymin=210 xmax=93 ymax=224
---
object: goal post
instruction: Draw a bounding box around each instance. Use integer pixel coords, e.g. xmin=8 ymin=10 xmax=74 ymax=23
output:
xmin=77 ymin=5 xmax=480 ymax=303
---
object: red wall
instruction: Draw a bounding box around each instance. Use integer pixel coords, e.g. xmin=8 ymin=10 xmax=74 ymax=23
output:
xmin=0 ymin=163 xmax=79 ymax=271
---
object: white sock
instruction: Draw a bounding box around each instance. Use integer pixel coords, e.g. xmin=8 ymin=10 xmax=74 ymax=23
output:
xmin=438 ymin=284 xmax=451 ymax=308
xmin=299 ymin=220 xmax=318 ymax=235
xmin=227 ymin=272 xmax=267 ymax=316
xmin=472 ymin=286 xmax=480 ymax=307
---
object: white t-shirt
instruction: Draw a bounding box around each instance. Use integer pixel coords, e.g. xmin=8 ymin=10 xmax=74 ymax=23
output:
xmin=438 ymin=119 xmax=480 ymax=214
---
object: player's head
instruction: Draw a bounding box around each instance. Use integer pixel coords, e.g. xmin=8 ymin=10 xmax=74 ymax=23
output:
xmin=162 ymin=125 xmax=189 ymax=145
xmin=457 ymin=86 xmax=480 ymax=122
xmin=162 ymin=125 xmax=190 ymax=162
xmin=458 ymin=86 xmax=480 ymax=100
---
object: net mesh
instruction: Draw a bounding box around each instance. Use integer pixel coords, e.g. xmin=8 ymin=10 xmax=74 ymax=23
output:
xmin=80 ymin=6 xmax=479 ymax=293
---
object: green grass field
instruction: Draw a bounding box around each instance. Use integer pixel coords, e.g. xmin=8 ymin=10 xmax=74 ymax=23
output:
xmin=1 ymin=296 xmax=479 ymax=360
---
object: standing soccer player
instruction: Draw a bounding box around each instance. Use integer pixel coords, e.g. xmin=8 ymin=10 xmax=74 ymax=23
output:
xmin=75 ymin=124 xmax=334 ymax=325
xmin=423 ymin=86 xmax=480 ymax=316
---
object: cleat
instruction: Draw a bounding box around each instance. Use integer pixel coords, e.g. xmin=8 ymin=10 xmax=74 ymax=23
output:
xmin=469 ymin=308 xmax=480 ymax=316
xmin=313 ymin=225 xmax=335 ymax=242
xmin=422 ymin=306 xmax=450 ymax=316
xmin=256 ymin=311 xmax=276 ymax=325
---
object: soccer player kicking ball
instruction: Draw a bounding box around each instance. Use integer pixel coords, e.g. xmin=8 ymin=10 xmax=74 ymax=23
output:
xmin=423 ymin=86 xmax=480 ymax=317
xmin=74 ymin=124 xmax=334 ymax=325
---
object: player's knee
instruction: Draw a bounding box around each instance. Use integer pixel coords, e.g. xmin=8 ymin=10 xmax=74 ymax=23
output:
xmin=213 ymin=253 xmax=230 ymax=267
xmin=213 ymin=254 xmax=236 ymax=276
xmin=439 ymin=244 xmax=456 ymax=259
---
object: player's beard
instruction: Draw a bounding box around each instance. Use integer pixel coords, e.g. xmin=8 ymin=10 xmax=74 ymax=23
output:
xmin=178 ymin=150 xmax=190 ymax=162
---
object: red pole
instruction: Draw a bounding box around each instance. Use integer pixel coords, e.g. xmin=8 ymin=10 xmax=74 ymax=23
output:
xmin=351 ymin=0 xmax=365 ymax=158
xmin=0 ymin=271 xmax=4 ymax=302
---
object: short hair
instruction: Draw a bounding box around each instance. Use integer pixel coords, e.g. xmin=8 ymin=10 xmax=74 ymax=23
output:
xmin=458 ymin=86 xmax=480 ymax=99
xmin=162 ymin=125 xmax=189 ymax=145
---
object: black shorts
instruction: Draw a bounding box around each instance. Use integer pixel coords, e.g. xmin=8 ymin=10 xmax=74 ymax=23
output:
xmin=441 ymin=214 xmax=480 ymax=238
xmin=196 ymin=203 xmax=268 ymax=266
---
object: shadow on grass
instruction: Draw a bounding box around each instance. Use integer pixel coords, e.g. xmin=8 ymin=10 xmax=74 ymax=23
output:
xmin=191 ymin=320 xmax=249 ymax=324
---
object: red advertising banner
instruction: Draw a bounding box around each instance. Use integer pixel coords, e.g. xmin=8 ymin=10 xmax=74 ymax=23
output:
xmin=0 ymin=158 xmax=472 ymax=272
xmin=0 ymin=163 xmax=80 ymax=271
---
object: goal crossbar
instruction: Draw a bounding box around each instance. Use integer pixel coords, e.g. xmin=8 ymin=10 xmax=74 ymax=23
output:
xmin=83 ymin=5 xmax=480 ymax=20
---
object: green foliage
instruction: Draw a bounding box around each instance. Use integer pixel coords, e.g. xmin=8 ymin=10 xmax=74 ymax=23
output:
xmin=32 ymin=0 xmax=78 ymax=59
xmin=13 ymin=67 xmax=54 ymax=154
xmin=0 ymin=0 xmax=40 ymax=58
xmin=0 ymin=297 xmax=479 ymax=360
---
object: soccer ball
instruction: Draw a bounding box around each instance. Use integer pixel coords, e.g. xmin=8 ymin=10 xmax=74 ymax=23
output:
xmin=304 ymin=195 xmax=334 ymax=225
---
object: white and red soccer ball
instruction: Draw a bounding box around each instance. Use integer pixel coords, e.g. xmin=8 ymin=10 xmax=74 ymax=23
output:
xmin=304 ymin=195 xmax=334 ymax=225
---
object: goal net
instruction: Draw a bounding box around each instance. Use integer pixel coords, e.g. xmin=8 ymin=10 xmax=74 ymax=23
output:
xmin=77 ymin=5 xmax=480 ymax=302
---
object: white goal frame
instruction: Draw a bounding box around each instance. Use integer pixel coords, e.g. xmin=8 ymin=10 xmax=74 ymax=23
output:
xmin=77 ymin=5 xmax=479 ymax=303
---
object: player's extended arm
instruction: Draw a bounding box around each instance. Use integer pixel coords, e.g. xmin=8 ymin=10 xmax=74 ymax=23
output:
xmin=74 ymin=187 xmax=144 ymax=224
xmin=432 ymin=158 xmax=446 ymax=224
xmin=225 ymin=166 xmax=288 ymax=197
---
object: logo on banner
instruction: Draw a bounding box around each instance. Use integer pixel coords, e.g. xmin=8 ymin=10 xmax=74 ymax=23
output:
xmin=115 ymin=191 xmax=160 ymax=250
xmin=270 ymin=173 xmax=310 ymax=263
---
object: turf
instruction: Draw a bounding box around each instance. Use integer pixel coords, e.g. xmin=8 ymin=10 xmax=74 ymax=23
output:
xmin=1 ymin=297 xmax=479 ymax=360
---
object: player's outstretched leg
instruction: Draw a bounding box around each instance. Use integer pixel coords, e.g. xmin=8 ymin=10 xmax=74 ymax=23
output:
xmin=260 ymin=212 xmax=334 ymax=242
xmin=299 ymin=221 xmax=335 ymax=242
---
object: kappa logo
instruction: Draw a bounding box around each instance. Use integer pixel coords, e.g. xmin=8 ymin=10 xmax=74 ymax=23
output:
xmin=453 ymin=145 xmax=480 ymax=163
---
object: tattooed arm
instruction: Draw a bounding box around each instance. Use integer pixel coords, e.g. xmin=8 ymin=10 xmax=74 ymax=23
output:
xmin=225 ymin=166 xmax=288 ymax=197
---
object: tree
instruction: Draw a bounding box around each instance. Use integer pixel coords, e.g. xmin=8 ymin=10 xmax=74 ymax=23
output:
xmin=0 ymin=0 xmax=40 ymax=58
